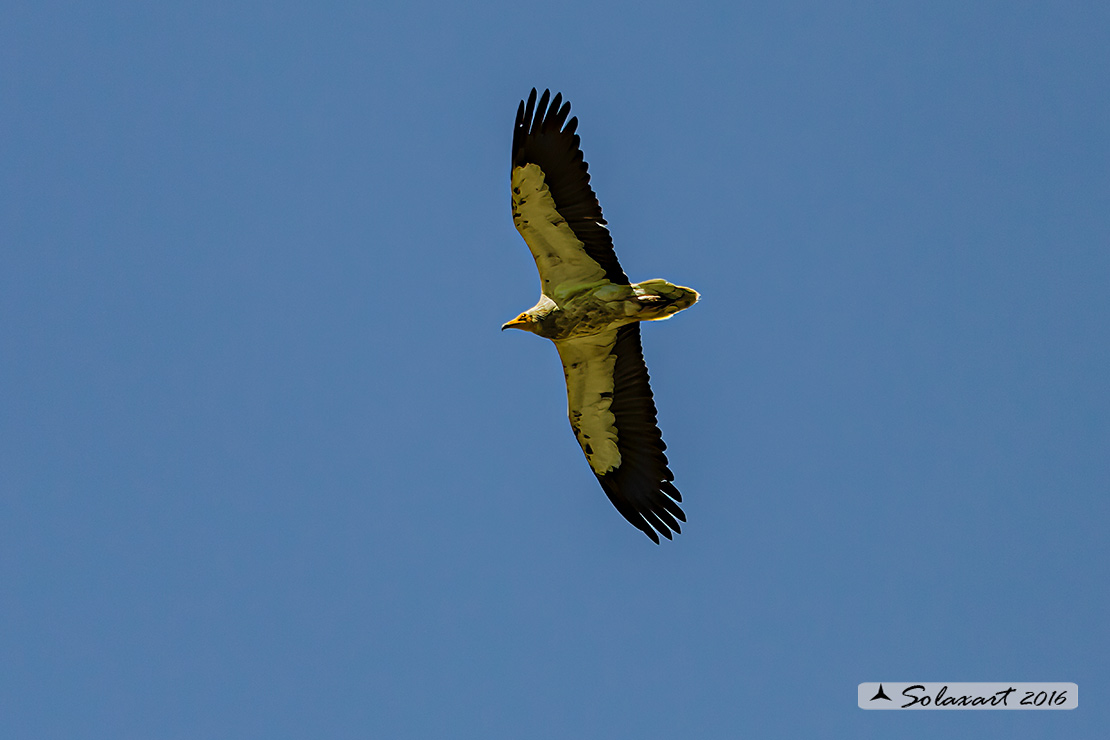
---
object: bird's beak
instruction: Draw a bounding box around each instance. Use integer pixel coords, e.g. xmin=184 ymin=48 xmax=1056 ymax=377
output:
xmin=501 ymin=315 xmax=529 ymax=331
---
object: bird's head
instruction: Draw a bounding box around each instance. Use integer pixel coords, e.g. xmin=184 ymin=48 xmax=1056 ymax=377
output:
xmin=501 ymin=312 xmax=536 ymax=332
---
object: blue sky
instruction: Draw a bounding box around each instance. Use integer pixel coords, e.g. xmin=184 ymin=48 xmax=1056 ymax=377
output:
xmin=2 ymin=1 xmax=1107 ymax=737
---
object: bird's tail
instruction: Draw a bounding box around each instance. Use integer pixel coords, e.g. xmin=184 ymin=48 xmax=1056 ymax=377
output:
xmin=632 ymin=279 xmax=700 ymax=321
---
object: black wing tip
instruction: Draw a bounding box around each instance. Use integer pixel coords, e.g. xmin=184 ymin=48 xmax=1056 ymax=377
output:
xmin=517 ymin=88 xmax=572 ymax=135
xmin=636 ymin=503 xmax=682 ymax=544
xmin=600 ymin=476 xmax=686 ymax=543
xmin=662 ymin=479 xmax=683 ymax=505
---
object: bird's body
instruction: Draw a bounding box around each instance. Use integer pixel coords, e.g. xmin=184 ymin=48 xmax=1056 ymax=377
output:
xmin=508 ymin=279 xmax=698 ymax=341
xmin=503 ymin=89 xmax=698 ymax=543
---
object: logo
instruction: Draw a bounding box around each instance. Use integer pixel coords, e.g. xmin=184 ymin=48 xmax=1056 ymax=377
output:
xmin=869 ymin=684 xmax=892 ymax=702
xmin=858 ymin=683 xmax=1077 ymax=710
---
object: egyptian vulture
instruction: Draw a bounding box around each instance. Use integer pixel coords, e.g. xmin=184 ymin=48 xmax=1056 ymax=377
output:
xmin=502 ymin=89 xmax=699 ymax=543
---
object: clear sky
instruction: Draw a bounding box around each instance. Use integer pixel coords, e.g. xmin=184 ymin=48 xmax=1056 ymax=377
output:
xmin=2 ymin=1 xmax=1107 ymax=738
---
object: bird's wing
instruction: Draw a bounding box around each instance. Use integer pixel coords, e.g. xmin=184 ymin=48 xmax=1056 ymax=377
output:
xmin=511 ymin=89 xmax=629 ymax=298
xmin=555 ymin=324 xmax=685 ymax=543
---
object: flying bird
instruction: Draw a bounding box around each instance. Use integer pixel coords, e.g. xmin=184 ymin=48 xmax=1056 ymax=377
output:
xmin=502 ymin=89 xmax=699 ymax=543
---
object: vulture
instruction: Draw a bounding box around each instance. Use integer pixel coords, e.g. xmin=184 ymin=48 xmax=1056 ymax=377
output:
xmin=501 ymin=89 xmax=699 ymax=543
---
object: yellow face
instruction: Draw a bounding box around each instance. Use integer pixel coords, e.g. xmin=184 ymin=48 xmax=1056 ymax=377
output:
xmin=501 ymin=313 xmax=533 ymax=331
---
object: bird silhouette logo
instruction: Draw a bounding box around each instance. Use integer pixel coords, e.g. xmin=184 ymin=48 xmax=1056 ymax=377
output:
xmin=870 ymin=684 xmax=892 ymax=701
